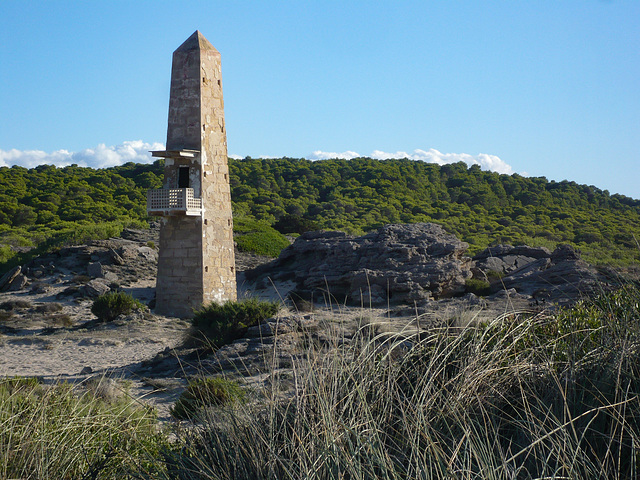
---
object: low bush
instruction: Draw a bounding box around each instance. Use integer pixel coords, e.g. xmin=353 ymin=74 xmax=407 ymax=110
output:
xmin=171 ymin=377 xmax=247 ymax=420
xmin=233 ymin=217 xmax=290 ymax=257
xmin=486 ymin=269 xmax=505 ymax=280
xmin=91 ymin=291 xmax=144 ymax=322
xmin=34 ymin=302 xmax=63 ymax=313
xmin=192 ymin=298 xmax=280 ymax=347
xmin=50 ymin=313 xmax=73 ymax=327
xmin=465 ymin=277 xmax=492 ymax=296
xmin=0 ymin=300 xmax=31 ymax=311
xmin=71 ymin=274 xmax=91 ymax=284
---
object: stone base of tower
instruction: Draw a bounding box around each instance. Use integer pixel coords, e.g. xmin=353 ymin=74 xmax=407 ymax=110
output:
xmin=155 ymin=216 xmax=204 ymax=318
xmin=154 ymin=215 xmax=237 ymax=318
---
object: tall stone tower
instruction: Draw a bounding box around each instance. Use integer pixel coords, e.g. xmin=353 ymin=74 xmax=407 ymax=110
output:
xmin=147 ymin=31 xmax=236 ymax=317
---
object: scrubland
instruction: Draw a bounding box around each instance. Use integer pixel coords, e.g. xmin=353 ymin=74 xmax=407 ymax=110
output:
xmin=2 ymin=282 xmax=639 ymax=479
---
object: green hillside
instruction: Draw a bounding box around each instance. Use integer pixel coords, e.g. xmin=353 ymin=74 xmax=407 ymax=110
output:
xmin=0 ymin=157 xmax=639 ymax=272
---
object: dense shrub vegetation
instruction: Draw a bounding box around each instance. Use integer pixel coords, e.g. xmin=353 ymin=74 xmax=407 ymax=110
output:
xmin=91 ymin=291 xmax=144 ymax=322
xmin=229 ymin=157 xmax=640 ymax=264
xmin=1 ymin=157 xmax=639 ymax=272
xmin=233 ymin=216 xmax=291 ymax=257
xmin=192 ymin=298 xmax=280 ymax=347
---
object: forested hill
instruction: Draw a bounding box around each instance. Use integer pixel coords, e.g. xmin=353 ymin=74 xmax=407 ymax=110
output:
xmin=0 ymin=158 xmax=639 ymax=269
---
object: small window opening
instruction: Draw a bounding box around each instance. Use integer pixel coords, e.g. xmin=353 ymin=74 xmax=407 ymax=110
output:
xmin=205 ymin=266 xmax=209 ymax=273
xmin=178 ymin=167 xmax=190 ymax=188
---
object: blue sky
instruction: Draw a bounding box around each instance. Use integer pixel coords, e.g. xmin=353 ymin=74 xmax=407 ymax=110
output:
xmin=1 ymin=0 xmax=638 ymax=198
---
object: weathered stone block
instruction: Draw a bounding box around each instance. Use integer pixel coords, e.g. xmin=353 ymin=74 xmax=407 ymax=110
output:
xmin=87 ymin=262 xmax=104 ymax=278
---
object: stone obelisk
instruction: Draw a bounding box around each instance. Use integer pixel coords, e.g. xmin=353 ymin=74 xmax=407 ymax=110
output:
xmin=148 ymin=31 xmax=236 ymax=317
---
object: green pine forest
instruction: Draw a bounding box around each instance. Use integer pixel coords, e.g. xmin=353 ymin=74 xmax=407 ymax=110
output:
xmin=1 ymin=157 xmax=639 ymax=272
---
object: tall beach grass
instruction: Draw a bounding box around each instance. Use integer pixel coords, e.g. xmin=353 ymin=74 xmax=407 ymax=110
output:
xmin=164 ymin=283 xmax=640 ymax=479
xmin=0 ymin=376 xmax=168 ymax=479
xmin=1 ymin=283 xmax=639 ymax=478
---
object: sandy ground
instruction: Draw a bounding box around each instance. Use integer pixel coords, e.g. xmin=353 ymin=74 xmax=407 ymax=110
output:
xmin=0 ymin=253 xmax=535 ymax=423
xmin=0 ymin=275 xmax=189 ymax=378
xmin=0 ymin=272 xmax=532 ymax=377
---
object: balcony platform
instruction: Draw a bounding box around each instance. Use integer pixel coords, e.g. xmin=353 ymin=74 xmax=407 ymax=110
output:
xmin=150 ymin=149 xmax=200 ymax=159
xmin=147 ymin=188 xmax=202 ymax=216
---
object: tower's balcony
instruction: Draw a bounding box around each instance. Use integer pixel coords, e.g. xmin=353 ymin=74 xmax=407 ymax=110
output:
xmin=147 ymin=188 xmax=202 ymax=216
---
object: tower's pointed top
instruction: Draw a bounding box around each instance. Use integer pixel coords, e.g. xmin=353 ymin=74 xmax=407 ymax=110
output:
xmin=174 ymin=30 xmax=219 ymax=54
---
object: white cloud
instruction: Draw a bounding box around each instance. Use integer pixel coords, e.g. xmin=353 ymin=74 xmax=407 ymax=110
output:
xmin=0 ymin=140 xmax=165 ymax=169
xmin=307 ymin=148 xmax=514 ymax=175
xmin=1 ymin=143 xmax=515 ymax=176
xmin=308 ymin=150 xmax=362 ymax=160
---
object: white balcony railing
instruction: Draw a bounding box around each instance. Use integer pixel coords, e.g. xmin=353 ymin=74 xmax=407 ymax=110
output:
xmin=147 ymin=188 xmax=202 ymax=216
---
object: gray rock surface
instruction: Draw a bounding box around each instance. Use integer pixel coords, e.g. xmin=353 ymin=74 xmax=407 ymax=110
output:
xmin=248 ymin=223 xmax=473 ymax=305
xmin=473 ymin=244 xmax=605 ymax=304
xmin=0 ymin=266 xmax=22 ymax=292
xmin=87 ymin=262 xmax=104 ymax=278
xmin=7 ymin=273 xmax=28 ymax=291
xmin=500 ymin=245 xmax=603 ymax=301
xmin=81 ymin=279 xmax=110 ymax=297
xmin=472 ymin=245 xmax=552 ymax=277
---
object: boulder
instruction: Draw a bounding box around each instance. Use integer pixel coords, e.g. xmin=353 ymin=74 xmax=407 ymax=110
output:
xmin=103 ymin=271 xmax=119 ymax=283
xmin=81 ymin=279 xmax=110 ymax=298
xmin=87 ymin=262 xmax=104 ymax=278
xmin=247 ymin=223 xmax=473 ymax=305
xmin=137 ymin=246 xmax=158 ymax=262
xmin=471 ymin=243 xmax=604 ymax=303
xmin=109 ymin=248 xmax=125 ymax=266
xmin=0 ymin=266 xmax=22 ymax=292
xmin=7 ymin=273 xmax=28 ymax=291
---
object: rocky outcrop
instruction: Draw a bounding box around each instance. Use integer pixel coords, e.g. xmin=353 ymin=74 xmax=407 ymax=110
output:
xmin=0 ymin=224 xmax=614 ymax=309
xmin=473 ymin=244 xmax=605 ymax=304
xmin=472 ymin=245 xmax=552 ymax=277
xmin=247 ymin=223 xmax=473 ymax=305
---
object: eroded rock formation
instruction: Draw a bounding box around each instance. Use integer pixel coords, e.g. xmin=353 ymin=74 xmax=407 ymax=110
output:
xmin=247 ymin=223 xmax=473 ymax=305
xmin=472 ymin=243 xmax=606 ymax=304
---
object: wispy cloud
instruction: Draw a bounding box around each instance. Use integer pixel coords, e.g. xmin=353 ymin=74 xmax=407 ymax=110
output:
xmin=0 ymin=140 xmax=165 ymax=169
xmin=309 ymin=148 xmax=514 ymax=174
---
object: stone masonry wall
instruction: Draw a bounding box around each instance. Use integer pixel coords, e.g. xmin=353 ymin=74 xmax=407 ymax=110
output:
xmin=155 ymin=31 xmax=236 ymax=317
xmin=200 ymin=42 xmax=236 ymax=304
xmin=166 ymin=36 xmax=201 ymax=151
xmin=155 ymin=216 xmax=204 ymax=317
